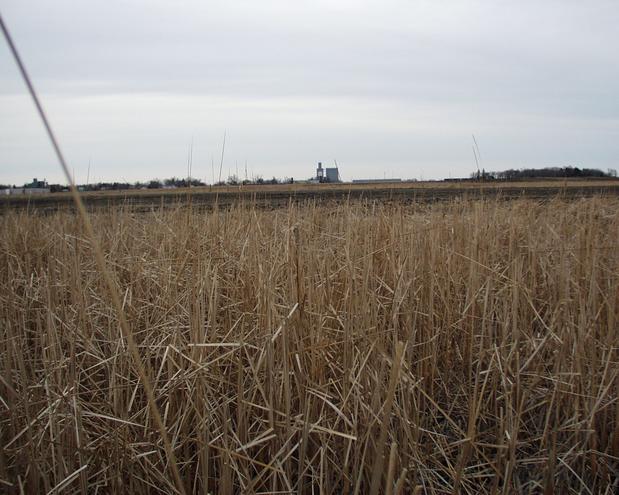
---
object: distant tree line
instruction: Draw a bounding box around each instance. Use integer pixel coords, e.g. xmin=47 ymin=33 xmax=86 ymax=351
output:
xmin=470 ymin=166 xmax=617 ymax=181
xmin=221 ymin=175 xmax=293 ymax=186
xmin=40 ymin=175 xmax=295 ymax=193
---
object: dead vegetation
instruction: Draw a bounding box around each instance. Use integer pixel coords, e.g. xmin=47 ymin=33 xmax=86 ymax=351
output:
xmin=1 ymin=197 xmax=618 ymax=493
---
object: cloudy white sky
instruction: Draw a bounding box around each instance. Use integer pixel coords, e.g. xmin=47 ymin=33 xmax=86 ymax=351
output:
xmin=1 ymin=0 xmax=618 ymax=184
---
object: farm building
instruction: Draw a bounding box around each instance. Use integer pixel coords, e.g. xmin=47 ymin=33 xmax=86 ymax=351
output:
xmin=1 ymin=178 xmax=51 ymax=195
xmin=315 ymin=162 xmax=341 ymax=183
xmin=352 ymin=178 xmax=402 ymax=184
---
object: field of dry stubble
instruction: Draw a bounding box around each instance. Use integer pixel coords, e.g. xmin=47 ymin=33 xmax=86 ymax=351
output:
xmin=1 ymin=196 xmax=619 ymax=494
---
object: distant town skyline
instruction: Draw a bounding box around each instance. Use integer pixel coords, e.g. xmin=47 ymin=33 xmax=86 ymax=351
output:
xmin=2 ymin=0 xmax=618 ymax=185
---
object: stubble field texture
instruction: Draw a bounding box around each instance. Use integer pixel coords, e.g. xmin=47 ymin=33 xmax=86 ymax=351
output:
xmin=1 ymin=196 xmax=619 ymax=494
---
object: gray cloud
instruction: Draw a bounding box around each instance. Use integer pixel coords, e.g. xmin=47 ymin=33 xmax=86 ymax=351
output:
xmin=1 ymin=0 xmax=618 ymax=184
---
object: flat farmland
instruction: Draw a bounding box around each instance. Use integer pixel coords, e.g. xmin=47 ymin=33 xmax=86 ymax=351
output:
xmin=2 ymin=178 xmax=619 ymax=212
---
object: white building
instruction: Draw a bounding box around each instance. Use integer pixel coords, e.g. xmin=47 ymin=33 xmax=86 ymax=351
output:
xmin=1 ymin=178 xmax=51 ymax=195
xmin=315 ymin=162 xmax=341 ymax=183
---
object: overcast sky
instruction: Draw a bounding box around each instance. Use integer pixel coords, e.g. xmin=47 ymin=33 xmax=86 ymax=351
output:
xmin=1 ymin=0 xmax=618 ymax=184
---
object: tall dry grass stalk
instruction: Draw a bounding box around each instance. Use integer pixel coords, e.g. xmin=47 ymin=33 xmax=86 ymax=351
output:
xmin=1 ymin=197 xmax=618 ymax=493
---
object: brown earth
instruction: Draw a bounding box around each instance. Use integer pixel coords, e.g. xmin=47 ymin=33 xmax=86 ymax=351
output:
xmin=2 ymin=178 xmax=619 ymax=213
